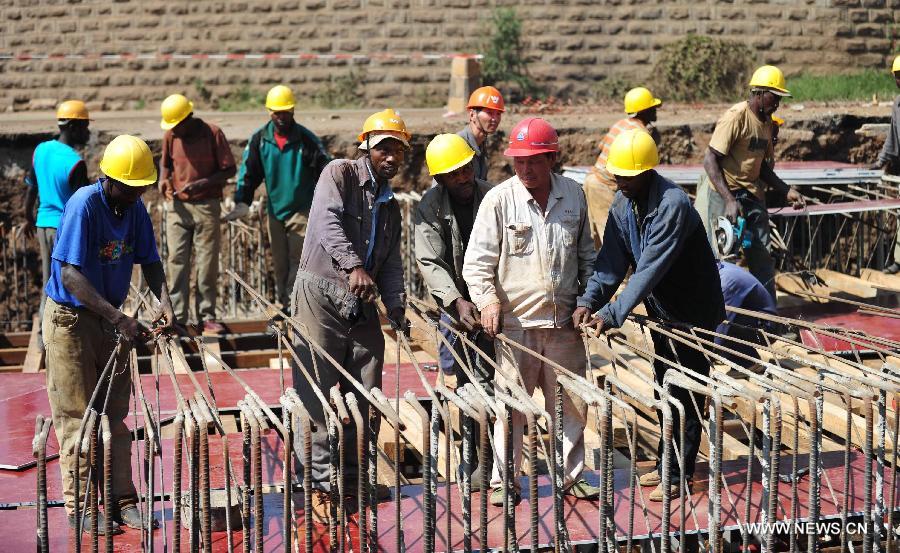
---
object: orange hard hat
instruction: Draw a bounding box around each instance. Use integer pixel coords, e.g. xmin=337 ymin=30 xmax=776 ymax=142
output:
xmin=467 ymin=86 xmax=505 ymax=112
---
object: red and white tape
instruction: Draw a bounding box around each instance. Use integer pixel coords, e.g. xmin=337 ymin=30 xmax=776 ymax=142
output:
xmin=0 ymin=52 xmax=482 ymax=61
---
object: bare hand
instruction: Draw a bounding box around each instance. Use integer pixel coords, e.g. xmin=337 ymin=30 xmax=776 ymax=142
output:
xmin=178 ymin=178 xmax=208 ymax=196
xmin=724 ymin=197 xmax=741 ymax=223
xmin=114 ymin=312 xmax=150 ymax=342
xmin=480 ymin=303 xmax=501 ymax=338
xmin=150 ymin=299 xmax=177 ymax=336
xmin=454 ymin=298 xmax=480 ymax=331
xmin=159 ymin=180 xmax=174 ymax=201
xmin=871 ymin=161 xmax=886 ymax=171
xmin=572 ymin=307 xmax=594 ymax=329
xmin=786 ymin=187 xmax=805 ymax=210
xmin=388 ymin=306 xmax=409 ymax=333
xmin=348 ymin=267 xmax=377 ymax=303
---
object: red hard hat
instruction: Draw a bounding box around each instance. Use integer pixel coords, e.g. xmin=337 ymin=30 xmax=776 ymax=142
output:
xmin=504 ymin=117 xmax=559 ymax=157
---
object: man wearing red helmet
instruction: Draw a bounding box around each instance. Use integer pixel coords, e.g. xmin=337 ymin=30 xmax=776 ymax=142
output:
xmin=463 ymin=117 xmax=600 ymax=506
xmin=459 ymin=86 xmax=505 ymax=181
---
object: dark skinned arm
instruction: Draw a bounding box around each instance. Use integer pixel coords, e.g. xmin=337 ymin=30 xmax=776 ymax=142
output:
xmin=68 ymin=160 xmax=89 ymax=191
xmin=141 ymin=261 xmax=176 ymax=330
xmin=61 ymin=262 xmax=148 ymax=340
xmin=703 ymin=147 xmax=740 ymax=222
xmin=178 ymin=166 xmax=236 ymax=195
xmin=61 ymin=261 xmax=175 ymax=341
xmin=22 ymin=184 xmax=37 ymax=238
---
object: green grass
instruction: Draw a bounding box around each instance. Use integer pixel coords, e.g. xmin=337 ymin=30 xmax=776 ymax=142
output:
xmin=786 ymin=70 xmax=898 ymax=103
xmin=217 ymin=84 xmax=267 ymax=112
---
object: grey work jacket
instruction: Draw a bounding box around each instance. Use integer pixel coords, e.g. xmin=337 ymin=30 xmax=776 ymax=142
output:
xmin=414 ymin=179 xmax=493 ymax=310
xmin=458 ymin=125 xmax=489 ymax=181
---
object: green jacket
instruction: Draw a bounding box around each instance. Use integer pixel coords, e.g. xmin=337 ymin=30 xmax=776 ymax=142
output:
xmin=413 ymin=179 xmax=493 ymax=310
xmin=235 ymin=120 xmax=330 ymax=221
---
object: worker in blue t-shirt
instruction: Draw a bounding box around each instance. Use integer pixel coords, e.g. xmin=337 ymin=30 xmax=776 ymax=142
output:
xmin=43 ymin=135 xmax=174 ymax=535
xmin=21 ymin=100 xmax=92 ymax=345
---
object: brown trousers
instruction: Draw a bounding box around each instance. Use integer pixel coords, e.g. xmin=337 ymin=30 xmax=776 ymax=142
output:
xmin=267 ymin=211 xmax=308 ymax=308
xmin=166 ymin=198 xmax=222 ymax=323
xmin=43 ymin=297 xmax=137 ymax=515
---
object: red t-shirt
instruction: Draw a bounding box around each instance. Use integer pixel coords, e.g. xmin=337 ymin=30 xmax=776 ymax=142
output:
xmin=274 ymin=131 xmax=289 ymax=151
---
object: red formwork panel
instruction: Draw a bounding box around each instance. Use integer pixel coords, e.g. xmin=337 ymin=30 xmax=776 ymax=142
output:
xmin=9 ymin=450 xmax=899 ymax=552
xmin=0 ymin=365 xmax=433 ymax=472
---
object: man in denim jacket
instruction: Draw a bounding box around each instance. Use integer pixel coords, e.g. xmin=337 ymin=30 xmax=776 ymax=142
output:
xmin=573 ymin=129 xmax=724 ymax=502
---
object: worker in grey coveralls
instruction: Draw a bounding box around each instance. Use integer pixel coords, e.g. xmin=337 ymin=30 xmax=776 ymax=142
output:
xmin=290 ymin=109 xmax=409 ymax=515
xmin=873 ymin=54 xmax=900 ymax=274
xmin=414 ymin=133 xmax=494 ymax=483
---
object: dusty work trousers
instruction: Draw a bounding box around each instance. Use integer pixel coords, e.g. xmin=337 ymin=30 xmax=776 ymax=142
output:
xmin=695 ymin=175 xmax=777 ymax=301
xmin=42 ymin=297 xmax=137 ymax=515
xmin=650 ymin=328 xmax=711 ymax=485
xmin=290 ymin=273 xmax=383 ymax=491
xmin=36 ymin=227 xmax=56 ymax=345
xmin=166 ymin=198 xmax=222 ymax=323
xmin=582 ymin=172 xmax=617 ymax=249
xmin=268 ymin=211 xmax=308 ymax=308
xmin=490 ymin=327 xmax=587 ymax=489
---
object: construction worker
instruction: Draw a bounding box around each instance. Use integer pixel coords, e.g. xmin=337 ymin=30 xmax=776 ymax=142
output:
xmin=159 ymin=94 xmax=236 ymax=333
xmin=695 ymin=65 xmax=805 ymax=300
xmin=573 ymin=129 xmax=725 ymax=502
xmin=873 ymin=55 xmax=900 ymax=274
xmin=583 ymin=87 xmax=662 ymax=247
xmin=716 ymin=260 xmax=777 ymax=374
xmin=290 ymin=109 xmax=408 ymax=518
xmin=463 ymin=117 xmax=601 ymax=506
xmin=22 ymin=100 xmax=92 ymax=346
xmin=459 ymin=85 xmax=505 ymax=181
xmin=414 ymin=134 xmax=494 ymax=483
xmin=224 ymin=84 xmax=330 ymax=307
xmin=43 ymin=135 xmax=173 ymax=532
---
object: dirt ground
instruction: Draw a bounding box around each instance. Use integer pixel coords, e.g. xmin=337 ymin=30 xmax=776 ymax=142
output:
xmin=0 ymin=100 xmax=893 ymax=330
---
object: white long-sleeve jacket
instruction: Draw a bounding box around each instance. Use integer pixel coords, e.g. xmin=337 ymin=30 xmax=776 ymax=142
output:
xmin=462 ymin=173 xmax=595 ymax=330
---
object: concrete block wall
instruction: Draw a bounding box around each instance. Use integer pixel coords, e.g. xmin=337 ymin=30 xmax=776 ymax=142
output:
xmin=0 ymin=0 xmax=897 ymax=111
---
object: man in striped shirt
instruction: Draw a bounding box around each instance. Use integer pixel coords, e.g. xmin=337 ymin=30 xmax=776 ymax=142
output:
xmin=583 ymin=87 xmax=662 ymax=247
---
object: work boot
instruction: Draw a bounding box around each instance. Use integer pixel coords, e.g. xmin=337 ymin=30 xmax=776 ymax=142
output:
xmin=68 ymin=511 xmax=122 ymax=535
xmin=638 ymin=471 xmax=661 ymax=487
xmin=311 ymin=490 xmax=331 ymax=524
xmin=489 ymin=486 xmax=521 ymax=508
xmin=649 ymin=481 xmax=689 ymax=502
xmin=565 ymin=479 xmax=601 ymax=500
xmin=885 ymin=262 xmax=900 ymax=275
xmin=117 ymin=504 xmax=159 ymax=530
xmin=202 ymin=320 xmax=226 ymax=335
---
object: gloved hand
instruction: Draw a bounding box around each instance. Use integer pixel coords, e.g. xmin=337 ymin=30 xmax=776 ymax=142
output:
xmin=388 ymin=307 xmax=409 ymax=334
xmin=222 ymin=202 xmax=249 ymax=222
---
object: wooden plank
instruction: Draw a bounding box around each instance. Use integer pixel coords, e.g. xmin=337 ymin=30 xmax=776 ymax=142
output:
xmin=859 ymin=268 xmax=900 ymax=293
xmin=0 ymin=332 xmax=31 ymax=348
xmin=815 ymin=269 xmax=879 ymax=299
xmin=0 ymin=347 xmax=28 ymax=366
xmin=393 ymin=399 xmax=456 ymax=483
xmin=22 ymin=315 xmax=43 ymax=372
xmin=199 ymin=335 xmax=223 ymax=372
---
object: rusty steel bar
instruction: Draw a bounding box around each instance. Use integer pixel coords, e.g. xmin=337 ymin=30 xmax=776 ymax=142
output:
xmin=89 ymin=414 xmax=100 ymax=553
xmin=33 ymin=415 xmax=52 ymax=553
xmin=238 ymin=404 xmax=252 ymax=553
xmin=366 ymin=404 xmax=378 ymax=553
xmin=279 ymin=397 xmax=293 ymax=553
xmin=100 ymin=414 xmax=113 ymax=553
xmin=405 ymin=392 xmax=433 ymax=553
xmin=284 ymin=389 xmax=314 ymax=553
xmin=246 ymin=396 xmax=266 ymax=553
xmin=346 ymin=393 xmax=367 ymax=553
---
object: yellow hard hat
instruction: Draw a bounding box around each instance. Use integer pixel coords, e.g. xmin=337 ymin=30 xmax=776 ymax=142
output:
xmin=160 ymin=94 xmax=194 ymax=130
xmin=426 ymin=134 xmax=475 ymax=176
xmin=56 ymin=100 xmax=90 ymax=121
xmin=606 ymin=129 xmax=659 ymax=177
xmin=771 ymin=115 xmax=785 ymax=126
xmin=623 ymin=87 xmax=662 ymax=115
xmin=748 ymin=65 xmax=791 ymax=97
xmin=892 ymin=55 xmax=900 ymax=73
xmin=265 ymin=85 xmax=295 ymax=111
xmin=98 ymin=135 xmax=158 ymax=187
xmin=358 ymin=108 xmax=411 ymax=143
